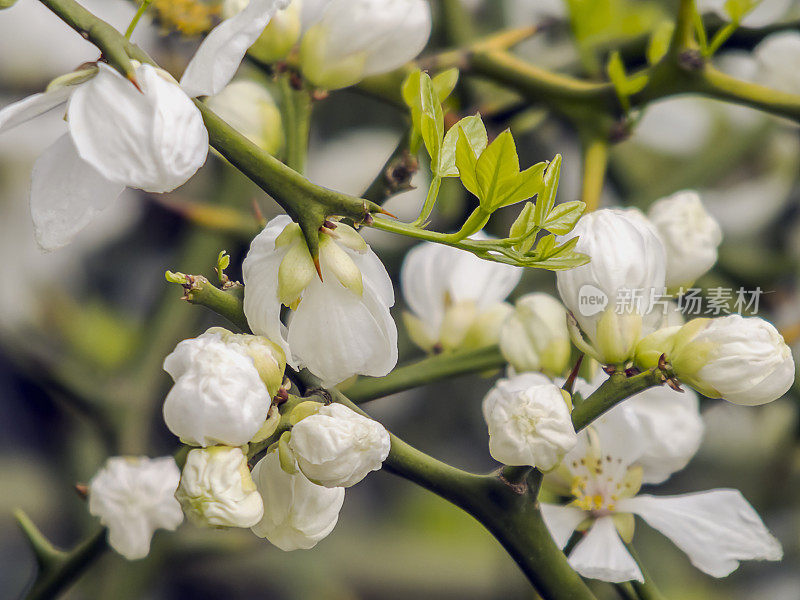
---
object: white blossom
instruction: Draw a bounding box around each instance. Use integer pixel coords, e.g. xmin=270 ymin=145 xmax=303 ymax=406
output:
xmin=556 ymin=209 xmax=667 ymax=365
xmin=243 ymin=215 xmax=397 ymax=387
xmin=401 ymin=239 xmax=521 ymax=353
xmin=754 ymin=31 xmax=800 ymax=95
xmin=541 ymin=408 xmax=781 ymax=583
xmin=88 ymin=456 xmax=183 ymax=560
xmin=299 ymin=0 xmax=432 ymax=90
xmin=204 ymin=80 xmax=284 ymax=155
xmin=222 ymin=0 xmax=302 ymax=64
xmin=163 ymin=328 xmax=285 ymax=447
xmin=571 ymin=374 xmax=704 ymax=484
xmin=176 ymin=447 xmax=264 ymax=528
xmin=288 ymin=402 xmax=390 ymax=487
xmin=668 ymin=315 xmax=795 ymax=406
xmin=482 ymin=378 xmax=576 ymax=470
xmin=251 ymin=450 xmax=345 ymax=550
xmin=647 ymin=191 xmax=722 ymax=290
xmin=500 ymin=293 xmax=572 ymax=376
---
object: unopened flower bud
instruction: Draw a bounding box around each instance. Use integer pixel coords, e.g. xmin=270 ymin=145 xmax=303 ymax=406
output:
xmin=88 ymin=456 xmax=183 ymax=560
xmin=482 ymin=380 xmax=576 ymax=470
xmin=556 ymin=209 xmax=667 ymax=365
xmin=176 ymin=447 xmax=264 ymax=528
xmin=299 ymin=0 xmax=432 ymax=90
xmin=205 ymin=80 xmax=284 ymax=155
xmin=647 ymin=191 xmax=722 ymax=290
xmin=251 ymin=450 xmax=345 ymax=550
xmin=500 ymin=293 xmax=572 ymax=376
xmin=288 ymin=403 xmax=390 ymax=487
xmin=223 ymin=0 xmax=302 ymax=63
xmin=669 ymin=315 xmax=795 ymax=405
xmin=163 ymin=328 xmax=285 ymax=447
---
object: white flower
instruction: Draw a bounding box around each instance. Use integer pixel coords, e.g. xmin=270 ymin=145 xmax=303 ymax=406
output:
xmin=88 ymin=456 xmax=183 ymax=560
xmin=571 ymin=373 xmax=704 ymax=484
xmin=176 ymin=447 xmax=264 ymax=528
xmin=0 ymin=0 xmax=289 ymax=250
xmin=163 ymin=328 xmax=286 ymax=447
xmin=205 ymin=80 xmax=284 ymax=155
xmin=251 ymin=450 xmax=345 ymax=550
xmin=647 ymin=191 xmax=722 ymax=290
xmin=222 ymin=0 xmax=302 ymax=64
xmin=401 ymin=239 xmax=521 ymax=353
xmin=288 ymin=402 xmax=390 ymax=487
xmin=668 ymin=315 xmax=795 ymax=406
xmin=0 ymin=63 xmax=207 ymax=249
xmin=754 ymin=31 xmax=800 ymax=95
xmin=243 ymin=215 xmax=397 ymax=387
xmin=556 ymin=209 xmax=667 ymax=365
xmin=300 ymin=0 xmax=432 ymax=90
xmin=500 ymin=293 xmax=572 ymax=376
xmin=696 ymin=0 xmax=792 ymax=28
xmin=482 ymin=379 xmax=576 ymax=470
xmin=631 ymin=98 xmax=715 ymax=156
xmin=541 ymin=409 xmax=782 ymax=583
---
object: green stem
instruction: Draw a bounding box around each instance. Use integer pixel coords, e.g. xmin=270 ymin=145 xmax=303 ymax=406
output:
xmin=278 ymin=74 xmax=312 ymax=174
xmin=346 ymin=345 xmax=507 ymax=403
xmin=626 ymin=544 xmax=668 ymax=600
xmin=124 ymin=0 xmax=151 ymax=40
xmin=571 ymin=369 xmax=666 ymax=432
xmin=579 ymin=134 xmax=609 ymax=213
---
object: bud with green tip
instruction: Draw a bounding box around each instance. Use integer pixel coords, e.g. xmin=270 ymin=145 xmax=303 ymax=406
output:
xmin=299 ymin=0 xmax=432 ymax=90
xmin=205 ymin=80 xmax=284 ymax=156
xmin=500 ymin=293 xmax=572 ymax=376
xmin=668 ymin=315 xmax=795 ymax=405
xmin=223 ymin=0 xmax=302 ymax=63
xmin=176 ymin=447 xmax=264 ymax=528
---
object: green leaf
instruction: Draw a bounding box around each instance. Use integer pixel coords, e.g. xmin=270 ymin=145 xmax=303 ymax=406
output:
xmin=432 ymin=68 xmax=459 ymax=103
xmin=440 ymin=114 xmax=487 ymax=177
xmin=606 ymin=51 xmax=648 ymax=111
xmin=419 ymin=73 xmax=445 ymax=170
xmin=494 ymin=162 xmax=546 ymax=210
xmin=542 ymin=201 xmax=586 ymax=235
xmin=475 ymin=130 xmax=519 ymax=210
xmin=723 ymin=0 xmax=758 ymax=22
xmin=647 ymin=20 xmax=674 ymax=64
xmin=509 ymin=201 xmax=538 ymax=253
xmin=455 ymin=128 xmax=481 ymax=198
xmin=529 ymin=252 xmax=591 ymax=270
xmin=534 ymin=154 xmax=561 ymax=226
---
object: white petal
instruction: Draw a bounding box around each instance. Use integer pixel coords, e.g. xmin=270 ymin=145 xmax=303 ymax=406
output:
xmin=30 ymin=134 xmax=124 ymax=251
xmin=242 ymin=217 xmax=294 ymax=364
xmin=568 ymin=516 xmax=644 ymax=583
xmin=0 ymin=86 xmax=72 ymax=134
xmin=288 ymin=277 xmax=397 ymax=386
xmin=343 ymin=243 xmax=394 ymax=307
xmin=68 ymin=63 xmax=208 ymax=193
xmin=540 ymin=503 xmax=585 ymax=549
xmin=619 ymin=490 xmax=783 ymax=578
xmin=180 ymin=0 xmax=289 ymax=98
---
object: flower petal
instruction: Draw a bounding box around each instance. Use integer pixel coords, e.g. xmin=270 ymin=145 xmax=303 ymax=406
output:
xmin=568 ymin=516 xmax=644 ymax=583
xmin=288 ymin=277 xmax=397 ymax=386
xmin=68 ymin=63 xmax=208 ymax=193
xmin=618 ymin=490 xmax=783 ymax=578
xmin=540 ymin=503 xmax=585 ymax=549
xmin=0 ymin=86 xmax=71 ymax=134
xmin=30 ymin=134 xmax=125 ymax=250
xmin=180 ymin=0 xmax=290 ymax=98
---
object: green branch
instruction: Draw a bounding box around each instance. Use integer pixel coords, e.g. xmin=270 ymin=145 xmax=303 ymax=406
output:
xmin=346 ymin=345 xmax=506 ymax=403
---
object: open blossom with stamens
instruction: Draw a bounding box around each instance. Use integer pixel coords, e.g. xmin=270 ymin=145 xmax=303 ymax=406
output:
xmin=0 ymin=0 xmax=288 ymax=250
xmin=541 ymin=408 xmax=781 ymax=583
xmin=401 ymin=239 xmax=521 ymax=353
xmin=556 ymin=209 xmax=666 ymax=365
xmin=243 ymin=215 xmax=397 ymax=387
xmin=251 ymin=450 xmax=345 ymax=550
xmin=88 ymin=456 xmax=183 ymax=560
xmin=299 ymin=0 xmax=432 ymax=90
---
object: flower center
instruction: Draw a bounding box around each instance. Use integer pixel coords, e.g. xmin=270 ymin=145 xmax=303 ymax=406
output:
xmin=567 ymin=449 xmax=642 ymax=515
